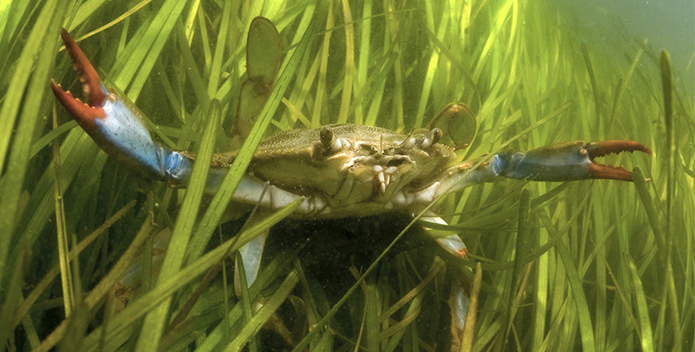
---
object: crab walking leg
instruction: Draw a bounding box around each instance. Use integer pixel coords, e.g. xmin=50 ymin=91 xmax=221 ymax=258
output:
xmin=49 ymin=29 xmax=320 ymax=209
xmin=418 ymin=211 xmax=468 ymax=259
xmin=425 ymin=140 xmax=653 ymax=201
xmin=50 ymin=28 xmax=317 ymax=297
xmin=419 ymin=211 xmax=469 ymax=337
xmin=411 ymin=140 xmax=651 ymax=345
xmin=51 ymin=29 xmax=192 ymax=185
xmin=234 ymin=228 xmax=269 ymax=296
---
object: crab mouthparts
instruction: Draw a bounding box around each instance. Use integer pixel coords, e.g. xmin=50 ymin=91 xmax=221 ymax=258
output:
xmin=586 ymin=140 xmax=652 ymax=181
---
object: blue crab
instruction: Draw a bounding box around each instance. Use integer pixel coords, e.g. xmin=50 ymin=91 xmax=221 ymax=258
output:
xmin=51 ymin=27 xmax=651 ymax=347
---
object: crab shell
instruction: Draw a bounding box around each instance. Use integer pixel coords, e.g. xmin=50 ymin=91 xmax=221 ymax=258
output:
xmin=183 ymin=124 xmax=455 ymax=218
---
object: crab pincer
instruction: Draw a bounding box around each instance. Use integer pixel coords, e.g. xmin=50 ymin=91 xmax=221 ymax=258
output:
xmin=51 ymin=29 xmax=191 ymax=185
xmin=496 ymin=140 xmax=652 ymax=182
xmin=584 ymin=140 xmax=653 ymax=180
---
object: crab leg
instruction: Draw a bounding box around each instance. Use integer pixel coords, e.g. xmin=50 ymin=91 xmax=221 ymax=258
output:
xmin=52 ymin=30 xmax=281 ymax=300
xmin=234 ymin=225 xmax=269 ymax=296
xmin=418 ymin=140 xmax=650 ymax=347
xmin=51 ymin=29 xmax=311 ymax=209
xmin=51 ymin=29 xmax=192 ymax=186
xmin=419 ymin=211 xmax=469 ymax=335
xmin=430 ymin=140 xmax=652 ymax=199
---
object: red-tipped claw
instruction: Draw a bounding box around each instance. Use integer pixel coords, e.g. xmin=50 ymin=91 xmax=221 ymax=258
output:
xmin=50 ymin=29 xmax=108 ymax=132
xmin=585 ymin=140 xmax=652 ymax=181
xmin=51 ymin=29 xmax=178 ymax=181
xmin=496 ymin=140 xmax=652 ymax=182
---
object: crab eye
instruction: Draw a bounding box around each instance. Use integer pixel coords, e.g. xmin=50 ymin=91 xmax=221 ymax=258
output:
xmin=319 ymin=126 xmax=334 ymax=147
xmin=386 ymin=157 xmax=408 ymax=167
xmin=430 ymin=128 xmax=442 ymax=145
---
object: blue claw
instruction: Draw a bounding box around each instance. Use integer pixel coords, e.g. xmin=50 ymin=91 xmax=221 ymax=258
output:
xmin=51 ymin=29 xmax=191 ymax=186
xmin=497 ymin=140 xmax=652 ymax=182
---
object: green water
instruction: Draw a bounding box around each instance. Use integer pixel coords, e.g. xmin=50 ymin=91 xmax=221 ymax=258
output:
xmin=1 ymin=0 xmax=692 ymax=351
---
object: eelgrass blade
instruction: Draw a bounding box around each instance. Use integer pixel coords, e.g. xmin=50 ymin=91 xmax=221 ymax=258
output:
xmin=234 ymin=250 xmax=259 ymax=352
xmin=337 ymin=0 xmax=355 ymax=125
xmin=365 ymin=274 xmax=380 ymax=351
xmin=628 ymin=257 xmax=654 ymax=351
xmin=33 ymin=213 xmax=157 ymax=352
xmin=186 ymin=4 xmax=317 ymax=263
xmin=354 ymin=0 xmax=372 ymax=125
xmin=414 ymin=2 xmax=447 ymax=129
xmin=29 ymin=121 xmax=77 ymax=158
xmin=12 ymin=201 xmax=136 ymax=331
xmin=75 ymin=198 xmax=302 ymax=352
xmin=503 ymin=189 xmax=530 ymax=348
xmin=135 ymin=99 xmax=221 ymax=351
xmin=191 ymin=252 xmax=299 ymax=351
xmin=0 ymin=0 xmax=30 ymax=63
xmin=206 ymin=0 xmax=232 ymax=98
xmin=11 ymin=134 xmax=98 ymax=268
xmin=532 ymin=218 xmax=550 ymax=351
xmin=632 ymin=167 xmax=665 ymax=248
xmin=581 ymin=43 xmax=602 ymax=133
xmin=53 ymin=109 xmax=75 ymax=317
xmin=459 ymin=263 xmax=482 ymax=352
xmin=555 ymin=242 xmax=595 ymax=352
xmin=311 ymin=3 xmax=332 ymax=128
xmin=108 ymin=0 xmax=186 ymax=102
xmin=659 ymin=50 xmax=682 ymax=351
xmin=223 ymin=271 xmax=299 ymax=351
xmin=0 ymin=1 xmax=65 ymax=348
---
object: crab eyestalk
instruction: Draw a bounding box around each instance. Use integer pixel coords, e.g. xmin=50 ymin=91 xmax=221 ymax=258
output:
xmin=51 ymin=29 xmax=192 ymax=186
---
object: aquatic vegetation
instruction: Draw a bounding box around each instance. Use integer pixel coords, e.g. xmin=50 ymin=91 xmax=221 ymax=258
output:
xmin=0 ymin=0 xmax=692 ymax=351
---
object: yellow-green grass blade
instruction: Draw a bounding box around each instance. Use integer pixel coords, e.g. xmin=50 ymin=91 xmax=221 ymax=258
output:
xmin=186 ymin=4 xmax=317 ymax=263
xmin=235 ymin=250 xmax=259 ymax=352
xmin=206 ymin=0 xmax=232 ymax=97
xmin=0 ymin=0 xmax=31 ymax=65
xmin=336 ymin=0 xmax=356 ymax=125
xmin=0 ymin=3 xmax=65 ymax=346
xmin=74 ymin=198 xmax=302 ymax=352
xmin=11 ymin=133 xmax=98 ymax=264
xmin=311 ymin=3 xmax=333 ymax=128
xmin=414 ymin=2 xmax=448 ymax=129
xmin=189 ymin=252 xmax=297 ymax=351
xmin=502 ymin=189 xmax=530 ymax=348
xmin=223 ymin=271 xmax=299 ymax=351
xmin=12 ymin=201 xmax=136 ymax=331
xmin=135 ymin=99 xmax=221 ymax=351
xmin=33 ymin=212 xmax=157 ymax=352
xmin=353 ymin=0 xmax=373 ymax=126
xmin=52 ymin=114 xmax=75 ymax=317
xmin=628 ymin=257 xmax=654 ymax=351
xmin=555 ymin=241 xmax=595 ymax=352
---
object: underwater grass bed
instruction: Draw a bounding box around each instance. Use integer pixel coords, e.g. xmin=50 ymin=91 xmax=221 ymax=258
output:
xmin=1 ymin=0 xmax=692 ymax=351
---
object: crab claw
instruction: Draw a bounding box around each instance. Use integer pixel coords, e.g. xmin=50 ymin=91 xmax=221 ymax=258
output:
xmin=50 ymin=29 xmax=108 ymax=126
xmin=583 ymin=141 xmax=653 ymax=180
xmin=51 ymin=29 xmax=191 ymax=183
xmin=500 ymin=140 xmax=652 ymax=182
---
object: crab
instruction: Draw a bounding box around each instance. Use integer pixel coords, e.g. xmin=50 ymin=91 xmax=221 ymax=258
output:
xmin=51 ymin=23 xmax=651 ymax=349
